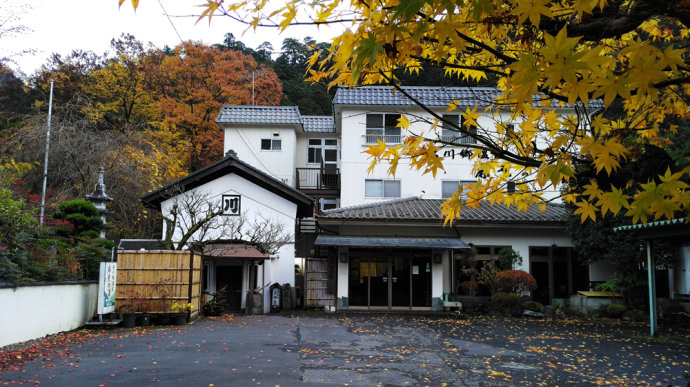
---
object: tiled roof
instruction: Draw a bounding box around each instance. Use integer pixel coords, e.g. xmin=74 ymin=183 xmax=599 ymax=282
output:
xmin=203 ymin=243 xmax=269 ymax=259
xmin=117 ymin=239 xmax=165 ymax=251
xmin=332 ymin=86 xmax=604 ymax=109
xmin=141 ymin=152 xmax=314 ymax=218
xmin=333 ymin=86 xmax=499 ymax=107
xmin=216 ymin=105 xmax=303 ymax=125
xmin=317 ymin=197 xmax=567 ymax=224
xmin=302 ymin=115 xmax=335 ymax=133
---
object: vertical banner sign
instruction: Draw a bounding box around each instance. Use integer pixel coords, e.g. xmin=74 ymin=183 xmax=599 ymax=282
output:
xmin=98 ymin=262 xmax=117 ymax=314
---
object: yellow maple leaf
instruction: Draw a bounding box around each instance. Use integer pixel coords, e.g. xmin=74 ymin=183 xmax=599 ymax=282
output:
xmin=574 ymin=201 xmax=597 ymax=222
xmin=196 ymin=1 xmax=222 ymax=25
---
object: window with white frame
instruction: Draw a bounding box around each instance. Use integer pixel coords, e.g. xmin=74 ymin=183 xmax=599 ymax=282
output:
xmin=365 ymin=179 xmax=401 ymax=198
xmin=442 ymin=180 xmax=476 ymax=198
xmin=307 ymin=138 xmax=338 ymax=164
xmin=261 ymin=138 xmax=282 ymax=151
xmin=365 ymin=113 xmax=401 ymax=144
xmin=441 ymin=114 xmax=477 ymax=145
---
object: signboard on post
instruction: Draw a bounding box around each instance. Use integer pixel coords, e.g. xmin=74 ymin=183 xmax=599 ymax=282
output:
xmin=97 ymin=262 xmax=117 ymax=314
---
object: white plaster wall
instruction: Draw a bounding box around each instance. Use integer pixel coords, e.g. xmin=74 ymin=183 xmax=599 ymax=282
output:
xmin=260 ymin=243 xmax=296 ymax=313
xmin=338 ymin=106 xmax=566 ymax=207
xmin=160 ymin=173 xmax=299 ymax=314
xmin=337 ymin=247 xmax=349 ymax=300
xmin=223 ymin=125 xmax=297 ymax=186
xmin=454 ymin=225 xmax=573 ymax=272
xmin=0 ymin=283 xmax=98 ymax=348
xmin=161 ymin=173 xmax=298 ymax=246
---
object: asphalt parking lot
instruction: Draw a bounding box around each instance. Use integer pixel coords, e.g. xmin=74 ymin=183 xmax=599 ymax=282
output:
xmin=1 ymin=313 xmax=689 ymax=386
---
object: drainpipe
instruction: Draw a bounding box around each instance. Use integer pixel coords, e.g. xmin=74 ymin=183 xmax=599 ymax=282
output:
xmin=646 ymin=240 xmax=658 ymax=336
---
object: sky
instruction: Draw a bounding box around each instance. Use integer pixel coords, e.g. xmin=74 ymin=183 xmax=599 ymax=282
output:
xmin=1 ymin=0 xmax=344 ymax=77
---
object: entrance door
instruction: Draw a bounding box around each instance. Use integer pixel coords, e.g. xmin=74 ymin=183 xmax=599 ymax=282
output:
xmin=391 ymin=257 xmax=411 ymax=307
xmin=348 ymin=251 xmax=431 ymax=309
xmin=531 ymin=261 xmax=550 ymax=305
xmin=216 ymin=266 xmax=243 ymax=312
xmin=530 ymin=246 xmax=575 ymax=305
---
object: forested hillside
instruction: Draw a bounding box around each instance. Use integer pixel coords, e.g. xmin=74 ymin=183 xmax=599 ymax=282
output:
xmin=0 ymin=34 xmax=332 ymax=281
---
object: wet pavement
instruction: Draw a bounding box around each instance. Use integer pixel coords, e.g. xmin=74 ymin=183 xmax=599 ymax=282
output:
xmin=1 ymin=313 xmax=689 ymax=386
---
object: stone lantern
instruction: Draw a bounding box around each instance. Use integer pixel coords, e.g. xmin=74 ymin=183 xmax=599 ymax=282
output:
xmin=86 ymin=167 xmax=113 ymax=239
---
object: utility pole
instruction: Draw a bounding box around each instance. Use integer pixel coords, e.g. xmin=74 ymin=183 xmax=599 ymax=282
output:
xmin=248 ymin=70 xmax=267 ymax=105
xmin=39 ymin=79 xmax=54 ymax=226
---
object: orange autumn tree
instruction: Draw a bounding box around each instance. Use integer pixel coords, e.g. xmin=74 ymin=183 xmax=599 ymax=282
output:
xmin=119 ymin=0 xmax=690 ymax=225
xmin=151 ymin=42 xmax=282 ymax=169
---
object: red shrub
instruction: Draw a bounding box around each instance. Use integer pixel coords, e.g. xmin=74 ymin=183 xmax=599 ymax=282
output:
xmin=495 ymin=270 xmax=537 ymax=296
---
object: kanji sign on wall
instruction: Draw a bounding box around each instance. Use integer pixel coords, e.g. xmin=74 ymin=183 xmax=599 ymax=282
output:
xmin=222 ymin=194 xmax=241 ymax=216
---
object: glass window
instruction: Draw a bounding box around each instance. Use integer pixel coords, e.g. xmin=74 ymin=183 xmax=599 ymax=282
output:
xmin=308 ymin=147 xmax=322 ymax=163
xmin=261 ymin=138 xmax=281 ymax=151
xmin=440 ymin=114 xmax=477 ymax=144
xmin=441 ymin=114 xmax=460 ymax=137
xmin=308 ymin=138 xmax=339 ymax=164
xmin=442 ymin=180 xmax=475 ymax=198
xmin=365 ymin=179 xmax=401 ymax=197
xmin=365 ymin=180 xmax=383 ymax=197
xmin=384 ymin=180 xmax=401 ymax=197
xmin=365 ymin=113 xmax=401 ymax=144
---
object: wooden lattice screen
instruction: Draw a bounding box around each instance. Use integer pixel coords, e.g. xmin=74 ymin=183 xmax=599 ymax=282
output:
xmin=305 ymin=258 xmax=336 ymax=307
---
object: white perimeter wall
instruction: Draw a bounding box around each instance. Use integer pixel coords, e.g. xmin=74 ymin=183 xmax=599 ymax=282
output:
xmin=0 ymin=283 xmax=98 ymax=348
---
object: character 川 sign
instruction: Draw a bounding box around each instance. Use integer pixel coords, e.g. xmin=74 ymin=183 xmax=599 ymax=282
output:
xmin=222 ymin=194 xmax=241 ymax=216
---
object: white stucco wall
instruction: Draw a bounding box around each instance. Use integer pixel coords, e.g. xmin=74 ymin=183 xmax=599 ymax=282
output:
xmin=161 ymin=174 xmax=298 ymax=246
xmin=338 ymin=106 xmax=567 ymax=207
xmin=160 ymin=173 xmax=300 ymax=314
xmin=0 ymin=283 xmax=98 ymax=348
xmin=454 ymin=225 xmax=573 ymax=273
xmin=223 ymin=125 xmax=297 ymax=186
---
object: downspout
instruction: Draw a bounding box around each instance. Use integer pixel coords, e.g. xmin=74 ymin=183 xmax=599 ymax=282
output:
xmin=646 ymin=240 xmax=658 ymax=337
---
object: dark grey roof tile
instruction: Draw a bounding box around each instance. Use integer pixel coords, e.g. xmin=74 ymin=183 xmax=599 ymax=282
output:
xmin=318 ymin=197 xmax=566 ymax=223
xmin=302 ymin=115 xmax=335 ymax=133
xmin=216 ymin=105 xmax=303 ymax=125
xmin=333 ymin=86 xmax=604 ymax=109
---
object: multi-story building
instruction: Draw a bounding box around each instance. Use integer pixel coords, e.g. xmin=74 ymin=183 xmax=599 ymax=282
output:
xmin=215 ymin=86 xmax=607 ymax=311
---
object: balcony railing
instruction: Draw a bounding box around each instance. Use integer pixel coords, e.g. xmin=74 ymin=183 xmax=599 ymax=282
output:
xmin=363 ymin=134 xmax=402 ymax=145
xmin=296 ymin=167 xmax=340 ymax=190
xmin=439 ymin=135 xmax=477 ymax=145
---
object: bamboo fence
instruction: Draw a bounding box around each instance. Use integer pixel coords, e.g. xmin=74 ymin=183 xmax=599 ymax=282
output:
xmin=116 ymin=250 xmax=202 ymax=319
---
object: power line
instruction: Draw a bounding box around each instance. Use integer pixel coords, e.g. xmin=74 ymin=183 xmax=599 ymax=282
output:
xmin=157 ymin=0 xmax=185 ymax=46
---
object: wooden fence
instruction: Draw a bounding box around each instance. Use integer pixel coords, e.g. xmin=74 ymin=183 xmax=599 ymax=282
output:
xmin=305 ymin=258 xmax=335 ymax=307
xmin=116 ymin=251 xmax=202 ymax=319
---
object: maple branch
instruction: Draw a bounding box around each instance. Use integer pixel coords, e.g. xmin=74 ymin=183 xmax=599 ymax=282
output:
xmin=382 ymin=74 xmax=542 ymax=168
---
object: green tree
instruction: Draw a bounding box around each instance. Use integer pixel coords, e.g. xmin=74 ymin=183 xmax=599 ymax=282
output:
xmin=51 ymin=199 xmax=114 ymax=280
xmin=272 ymin=37 xmax=334 ymax=115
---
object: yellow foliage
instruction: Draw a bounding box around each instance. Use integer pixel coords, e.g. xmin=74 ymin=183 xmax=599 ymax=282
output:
xmin=121 ymin=0 xmax=690 ymax=224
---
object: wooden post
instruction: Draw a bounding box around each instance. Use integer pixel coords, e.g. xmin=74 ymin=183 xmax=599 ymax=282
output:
xmin=188 ymin=248 xmax=194 ymax=305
